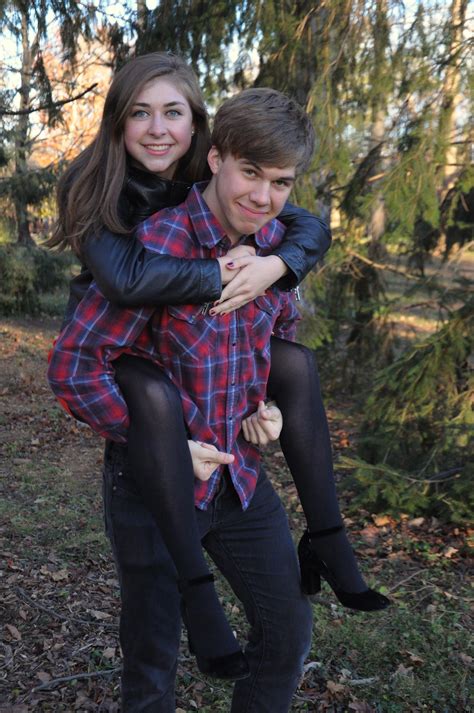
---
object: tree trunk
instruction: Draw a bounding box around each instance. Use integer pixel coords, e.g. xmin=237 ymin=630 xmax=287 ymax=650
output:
xmin=367 ymin=0 xmax=388 ymax=253
xmin=14 ymin=6 xmax=35 ymax=248
xmin=438 ymin=0 xmax=467 ymax=203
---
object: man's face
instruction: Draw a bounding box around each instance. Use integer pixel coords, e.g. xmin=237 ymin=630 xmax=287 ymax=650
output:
xmin=202 ymin=149 xmax=296 ymax=242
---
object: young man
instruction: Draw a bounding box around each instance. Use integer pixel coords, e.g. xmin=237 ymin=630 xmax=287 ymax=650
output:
xmin=49 ymin=87 xmax=315 ymax=712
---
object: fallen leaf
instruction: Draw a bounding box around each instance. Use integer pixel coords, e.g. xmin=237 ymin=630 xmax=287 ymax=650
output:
xmin=326 ymin=679 xmax=347 ymax=695
xmin=51 ymin=569 xmax=69 ymax=581
xmin=89 ymin=609 xmax=112 ymax=620
xmin=5 ymin=624 xmax=21 ymax=640
xmin=392 ymin=663 xmax=413 ymax=679
xmin=36 ymin=671 xmax=51 ymax=683
xmin=359 ymin=525 xmax=380 ymax=545
xmin=459 ymin=653 xmax=473 ymax=667
xmin=442 ymin=546 xmax=458 ymax=559
xmin=373 ymin=514 xmax=391 ymax=527
xmin=408 ymin=517 xmax=425 ymax=528
xmin=406 ymin=651 xmax=424 ymax=666
xmin=349 ymin=702 xmax=376 ymax=712
xmin=103 ymin=647 xmax=116 ymax=659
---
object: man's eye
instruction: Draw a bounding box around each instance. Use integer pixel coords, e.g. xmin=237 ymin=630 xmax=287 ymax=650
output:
xmin=274 ymin=180 xmax=290 ymax=188
xmin=243 ymin=169 xmax=256 ymax=177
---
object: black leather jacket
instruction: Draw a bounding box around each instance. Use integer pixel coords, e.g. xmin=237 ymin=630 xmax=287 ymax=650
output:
xmin=64 ymin=168 xmax=331 ymax=324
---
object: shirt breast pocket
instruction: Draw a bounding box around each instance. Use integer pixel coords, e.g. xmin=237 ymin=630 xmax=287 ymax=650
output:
xmin=252 ymin=293 xmax=279 ymax=351
xmin=163 ymin=304 xmax=216 ymax=364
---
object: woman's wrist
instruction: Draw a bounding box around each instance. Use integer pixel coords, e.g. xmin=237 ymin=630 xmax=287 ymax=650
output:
xmin=263 ymin=255 xmax=289 ymax=284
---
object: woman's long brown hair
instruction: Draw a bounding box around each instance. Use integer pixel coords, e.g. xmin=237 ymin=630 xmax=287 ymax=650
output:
xmin=47 ymin=53 xmax=211 ymax=256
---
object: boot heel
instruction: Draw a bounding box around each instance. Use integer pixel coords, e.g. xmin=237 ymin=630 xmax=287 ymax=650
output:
xmin=300 ymin=565 xmax=321 ymax=596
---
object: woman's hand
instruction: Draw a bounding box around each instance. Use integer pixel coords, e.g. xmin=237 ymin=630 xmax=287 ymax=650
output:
xmin=242 ymin=400 xmax=283 ymax=446
xmin=188 ymin=440 xmax=234 ymax=481
xmin=216 ymin=245 xmax=256 ymax=285
xmin=211 ymin=255 xmax=288 ymax=315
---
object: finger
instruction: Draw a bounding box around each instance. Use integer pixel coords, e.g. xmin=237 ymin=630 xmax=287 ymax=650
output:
xmin=205 ymin=451 xmax=234 ymax=465
xmin=260 ymin=405 xmax=281 ymax=421
xmin=257 ymin=400 xmax=266 ymax=417
xmin=244 ymin=416 xmax=260 ymax=445
xmin=242 ymin=418 xmax=250 ymax=442
xmin=252 ymin=418 xmax=272 ymax=446
xmin=225 ymin=254 xmax=256 ymax=269
xmin=195 ymin=466 xmax=212 ymax=482
xmin=198 ymin=441 xmax=218 ymax=452
xmin=219 ymin=277 xmax=247 ymax=303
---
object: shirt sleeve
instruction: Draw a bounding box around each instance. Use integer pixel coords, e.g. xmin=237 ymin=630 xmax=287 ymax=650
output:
xmin=47 ymin=283 xmax=155 ymax=442
xmin=272 ymin=292 xmax=300 ymax=342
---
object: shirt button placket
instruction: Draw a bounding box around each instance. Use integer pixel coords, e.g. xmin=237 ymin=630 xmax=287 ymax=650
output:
xmin=227 ymin=318 xmax=238 ymax=452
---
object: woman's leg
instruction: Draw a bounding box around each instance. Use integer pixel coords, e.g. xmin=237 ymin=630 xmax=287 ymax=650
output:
xmin=267 ymin=337 xmax=367 ymax=593
xmin=112 ymin=354 xmax=248 ymax=677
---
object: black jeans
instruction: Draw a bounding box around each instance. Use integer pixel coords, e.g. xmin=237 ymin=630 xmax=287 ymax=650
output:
xmin=103 ymin=442 xmax=312 ymax=713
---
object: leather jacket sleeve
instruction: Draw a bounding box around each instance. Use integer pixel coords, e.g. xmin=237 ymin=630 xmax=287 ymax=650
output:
xmin=275 ymin=202 xmax=332 ymax=289
xmin=68 ymin=202 xmax=331 ymax=316
xmin=81 ymin=230 xmax=223 ymax=308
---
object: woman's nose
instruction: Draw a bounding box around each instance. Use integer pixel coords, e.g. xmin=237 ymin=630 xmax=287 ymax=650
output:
xmin=148 ymin=114 xmax=166 ymax=136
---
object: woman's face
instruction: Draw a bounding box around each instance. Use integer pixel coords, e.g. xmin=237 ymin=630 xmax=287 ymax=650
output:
xmin=124 ymin=77 xmax=194 ymax=179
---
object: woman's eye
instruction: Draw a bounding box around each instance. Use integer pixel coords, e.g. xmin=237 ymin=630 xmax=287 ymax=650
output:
xmin=166 ymin=109 xmax=182 ymax=118
xmin=131 ymin=109 xmax=149 ymax=119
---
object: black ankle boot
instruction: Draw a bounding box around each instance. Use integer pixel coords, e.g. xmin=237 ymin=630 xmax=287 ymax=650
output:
xmin=179 ymin=574 xmax=250 ymax=680
xmin=298 ymin=528 xmax=391 ymax=611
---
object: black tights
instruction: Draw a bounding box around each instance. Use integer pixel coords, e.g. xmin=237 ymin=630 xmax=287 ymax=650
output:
xmin=268 ymin=338 xmax=365 ymax=592
xmin=113 ymin=354 xmax=243 ymax=660
xmin=114 ymin=337 xmax=366 ymax=601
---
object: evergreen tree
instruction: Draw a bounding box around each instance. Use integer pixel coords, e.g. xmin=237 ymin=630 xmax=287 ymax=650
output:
xmin=0 ymin=0 xmax=97 ymax=246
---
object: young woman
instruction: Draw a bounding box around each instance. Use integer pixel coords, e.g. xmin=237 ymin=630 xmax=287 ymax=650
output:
xmin=48 ymin=51 xmax=388 ymax=697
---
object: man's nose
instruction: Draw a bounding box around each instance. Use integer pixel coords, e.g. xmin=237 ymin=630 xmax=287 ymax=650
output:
xmin=250 ymin=182 xmax=271 ymax=206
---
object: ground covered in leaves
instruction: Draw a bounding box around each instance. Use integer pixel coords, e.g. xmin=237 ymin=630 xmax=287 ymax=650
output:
xmin=0 ymin=317 xmax=472 ymax=712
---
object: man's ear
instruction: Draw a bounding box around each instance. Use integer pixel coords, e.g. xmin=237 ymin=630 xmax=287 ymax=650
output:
xmin=207 ymin=146 xmax=221 ymax=175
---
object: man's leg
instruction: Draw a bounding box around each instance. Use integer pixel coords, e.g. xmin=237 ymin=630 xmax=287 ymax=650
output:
xmin=103 ymin=443 xmax=180 ymax=713
xmin=199 ymin=468 xmax=313 ymax=713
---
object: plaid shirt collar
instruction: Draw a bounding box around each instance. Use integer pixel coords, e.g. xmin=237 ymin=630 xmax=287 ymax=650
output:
xmin=187 ymin=182 xmax=280 ymax=250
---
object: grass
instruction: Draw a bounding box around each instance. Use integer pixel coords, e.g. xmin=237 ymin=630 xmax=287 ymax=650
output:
xmin=0 ymin=312 xmax=471 ymax=711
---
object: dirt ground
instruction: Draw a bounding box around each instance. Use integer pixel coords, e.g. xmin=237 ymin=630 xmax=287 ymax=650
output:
xmin=0 ymin=316 xmax=471 ymax=712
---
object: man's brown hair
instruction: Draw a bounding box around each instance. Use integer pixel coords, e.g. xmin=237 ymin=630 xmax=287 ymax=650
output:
xmin=211 ymin=88 xmax=315 ymax=173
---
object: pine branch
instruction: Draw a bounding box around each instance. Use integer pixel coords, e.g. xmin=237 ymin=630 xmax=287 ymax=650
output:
xmin=0 ymin=83 xmax=98 ymax=116
xmin=346 ymin=249 xmax=419 ymax=280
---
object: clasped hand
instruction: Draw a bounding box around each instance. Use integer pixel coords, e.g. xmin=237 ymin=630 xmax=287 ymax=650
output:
xmin=214 ymin=246 xmax=287 ymax=315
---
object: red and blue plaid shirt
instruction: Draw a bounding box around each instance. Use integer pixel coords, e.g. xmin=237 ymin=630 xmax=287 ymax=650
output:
xmin=48 ymin=183 xmax=299 ymax=509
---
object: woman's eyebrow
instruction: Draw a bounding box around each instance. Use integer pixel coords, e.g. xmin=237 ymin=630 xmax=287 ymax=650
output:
xmin=131 ymin=101 xmax=187 ymax=108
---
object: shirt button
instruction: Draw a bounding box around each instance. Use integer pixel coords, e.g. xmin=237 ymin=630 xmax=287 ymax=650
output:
xmin=231 ymin=380 xmax=235 ymax=386
xmin=232 ymin=342 xmax=236 ymax=346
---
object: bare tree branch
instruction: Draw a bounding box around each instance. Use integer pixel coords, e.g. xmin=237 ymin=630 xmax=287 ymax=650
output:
xmin=0 ymin=83 xmax=98 ymax=116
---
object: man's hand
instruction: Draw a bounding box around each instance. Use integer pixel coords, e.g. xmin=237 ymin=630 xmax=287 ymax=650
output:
xmin=211 ymin=255 xmax=288 ymax=315
xmin=242 ymin=400 xmax=283 ymax=446
xmin=188 ymin=440 xmax=234 ymax=482
xmin=216 ymin=245 xmax=256 ymax=285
